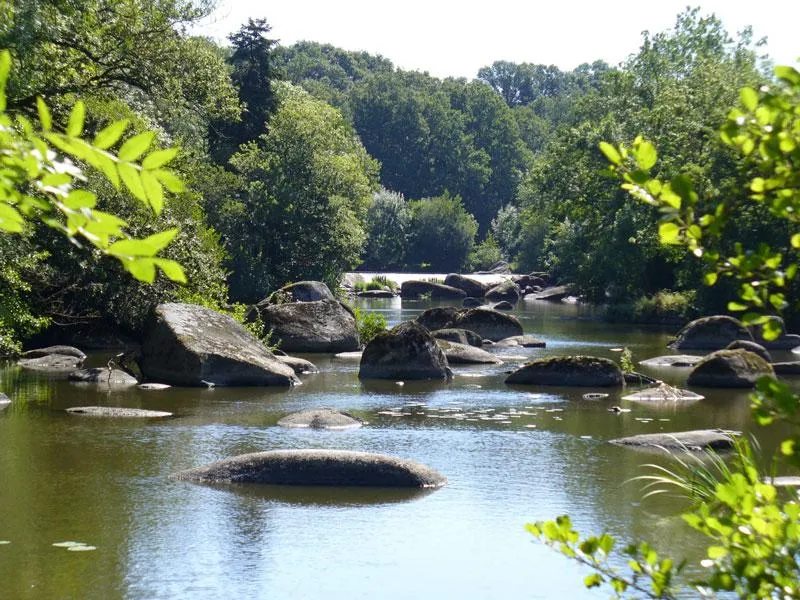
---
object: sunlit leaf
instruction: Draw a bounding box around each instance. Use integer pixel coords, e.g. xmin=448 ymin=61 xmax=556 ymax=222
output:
xmin=658 ymin=222 xmax=681 ymax=244
xmin=92 ymin=120 xmax=129 ymax=150
xmin=118 ymin=163 xmax=147 ymax=202
xmin=36 ymin=97 xmax=52 ymax=131
xmin=154 ymin=258 xmax=187 ymax=283
xmin=599 ymin=142 xmax=622 ymax=166
xmin=66 ymin=101 xmax=85 ymax=137
xmin=739 ymin=87 xmax=758 ymax=111
xmin=118 ymin=131 xmax=155 ymax=162
xmin=140 ymin=170 xmax=163 ymax=214
xmin=142 ymin=148 xmax=179 ymax=170
xmin=127 ymin=258 xmax=156 ymax=283
xmin=634 ymin=140 xmax=657 ymax=170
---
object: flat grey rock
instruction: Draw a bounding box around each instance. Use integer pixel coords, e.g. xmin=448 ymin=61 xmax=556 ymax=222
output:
xmin=334 ymin=351 xmax=363 ymax=360
xmin=639 ymin=355 xmax=703 ymax=368
xmin=275 ymin=354 xmax=319 ymax=374
xmin=356 ymin=290 xmax=394 ymax=298
xmin=172 ymin=449 xmax=447 ymax=488
xmin=18 ymin=354 xmax=83 ymax=373
xmin=65 ymin=406 xmax=172 ymax=418
xmin=493 ymin=335 xmax=546 ymax=348
xmin=68 ymin=368 xmax=138 ymax=386
xmin=610 ymin=429 xmax=739 ymax=451
xmin=437 ymin=340 xmax=502 ymax=365
xmin=138 ymin=383 xmax=171 ymax=390
xmin=277 ymin=408 xmax=362 ymax=430
xmin=622 ymin=385 xmax=704 ymax=401
xmin=525 ymin=285 xmax=570 ymax=302
xmin=22 ymin=346 xmax=86 ymax=360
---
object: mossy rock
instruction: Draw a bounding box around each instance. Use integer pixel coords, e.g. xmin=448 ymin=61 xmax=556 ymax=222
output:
xmin=669 ymin=315 xmax=753 ymax=350
xmin=686 ymin=349 xmax=775 ymax=388
xmin=506 ymin=355 xmax=623 ymax=387
xmin=359 ymin=321 xmax=452 ymax=381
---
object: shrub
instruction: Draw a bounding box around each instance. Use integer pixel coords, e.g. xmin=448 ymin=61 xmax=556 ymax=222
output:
xmin=353 ymin=308 xmax=387 ymax=345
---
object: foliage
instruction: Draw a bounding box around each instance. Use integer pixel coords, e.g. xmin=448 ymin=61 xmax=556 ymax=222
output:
xmin=530 ymin=62 xmax=800 ymax=599
xmin=353 ymin=308 xmax=387 ymax=346
xmin=406 ymin=192 xmax=478 ymax=272
xmin=354 ymin=276 xmax=398 ymax=293
xmin=219 ymin=82 xmax=379 ymax=302
xmin=618 ymin=348 xmax=635 ymax=374
xmin=361 ymin=188 xmax=411 ymax=271
xmin=0 ymin=49 xmax=186 ymax=284
xmin=467 ymin=234 xmax=504 ymax=272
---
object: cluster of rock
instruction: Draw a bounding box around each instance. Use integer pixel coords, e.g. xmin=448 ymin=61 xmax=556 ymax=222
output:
xmin=397 ymin=272 xmax=562 ymax=309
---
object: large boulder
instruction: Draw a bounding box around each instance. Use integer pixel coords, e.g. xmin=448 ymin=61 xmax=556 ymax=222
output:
xmin=513 ymin=274 xmax=547 ymax=289
xmin=269 ymin=280 xmax=335 ymax=303
xmin=400 ymin=280 xmax=466 ymax=300
xmin=525 ymin=285 xmax=571 ymax=302
xmin=686 ymin=349 xmax=774 ymax=388
xmin=416 ymin=307 xmax=461 ymax=332
xmin=506 ymin=355 xmax=624 ymax=386
xmin=277 ymin=408 xmax=362 ymax=430
xmin=443 ymin=274 xmax=488 ymax=298
xmin=452 ymin=308 xmax=523 ymax=342
xmin=254 ymin=299 xmax=360 ymax=353
xmin=669 ymin=315 xmax=753 ymax=350
xmin=359 ymin=321 xmax=452 ymax=381
xmin=610 ymin=429 xmax=738 ymax=451
xmin=139 ymin=303 xmax=298 ymax=387
xmin=432 ymin=328 xmax=483 ymax=347
xmin=485 ymin=280 xmax=520 ymax=304
xmin=172 ymin=449 xmax=447 ymax=488
xmin=436 ymin=340 xmax=502 ymax=365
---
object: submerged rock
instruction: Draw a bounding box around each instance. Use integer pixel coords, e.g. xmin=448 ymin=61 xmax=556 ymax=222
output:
xmin=610 ymin=429 xmax=739 ymax=451
xmin=359 ymin=321 xmax=452 ymax=381
xmin=138 ymin=383 xmax=171 ymax=390
xmin=253 ymin=299 xmax=360 ymax=353
xmin=639 ymin=355 xmax=704 ymax=368
xmin=686 ymin=349 xmax=774 ymax=388
xmin=139 ymin=303 xmax=298 ymax=387
xmin=356 ymin=289 xmax=394 ymax=298
xmin=65 ymin=406 xmax=172 ymax=418
xmin=277 ymin=408 xmax=362 ymax=430
xmin=669 ymin=315 xmax=753 ymax=350
xmin=506 ymin=356 xmax=623 ymax=387
xmin=436 ymin=340 xmax=502 ymax=365
xmin=172 ymin=449 xmax=447 ymax=488
xmin=68 ymin=368 xmax=138 ymax=387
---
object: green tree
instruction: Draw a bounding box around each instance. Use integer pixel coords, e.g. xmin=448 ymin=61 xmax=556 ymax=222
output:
xmin=406 ymin=192 xmax=478 ymax=272
xmin=218 ymin=82 xmax=379 ymax=301
xmin=362 ymin=188 xmax=411 ymax=271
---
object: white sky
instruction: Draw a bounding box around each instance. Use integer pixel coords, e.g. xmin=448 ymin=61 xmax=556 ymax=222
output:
xmin=194 ymin=1 xmax=800 ymax=79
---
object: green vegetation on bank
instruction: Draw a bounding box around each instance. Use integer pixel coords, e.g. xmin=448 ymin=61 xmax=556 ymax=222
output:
xmin=0 ymin=1 xmax=796 ymax=353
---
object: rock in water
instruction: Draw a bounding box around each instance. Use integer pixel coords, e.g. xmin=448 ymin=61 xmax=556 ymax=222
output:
xmin=22 ymin=346 xmax=87 ymax=361
xmin=443 ymin=273 xmax=488 ymax=298
xmin=686 ymin=349 xmax=774 ymax=388
xmin=669 ymin=315 xmax=753 ymax=350
xmin=432 ymin=328 xmax=484 ymax=347
xmin=436 ymin=340 xmax=502 ymax=365
xmin=172 ymin=449 xmax=446 ymax=488
xmin=269 ymin=280 xmax=335 ymax=303
xmin=66 ymin=406 xmax=172 ymax=418
xmin=452 ymin=308 xmax=524 ymax=342
xmin=400 ymin=281 xmax=466 ymax=300
xmin=359 ymin=321 xmax=452 ymax=381
xmin=0 ymin=393 xmax=10 ymax=412
xmin=277 ymin=408 xmax=362 ymax=430
xmin=139 ymin=303 xmax=298 ymax=387
xmin=275 ymin=354 xmax=319 ymax=374
xmin=18 ymin=354 xmax=83 ymax=374
xmin=725 ymin=339 xmax=771 ymax=363
xmin=253 ymin=299 xmax=360 ymax=353
xmin=484 ymin=280 xmax=520 ymax=304
xmin=68 ymin=368 xmax=138 ymax=387
xmin=610 ymin=429 xmax=738 ymax=451
xmin=417 ymin=307 xmax=462 ymax=332
xmin=506 ymin=356 xmax=623 ymax=386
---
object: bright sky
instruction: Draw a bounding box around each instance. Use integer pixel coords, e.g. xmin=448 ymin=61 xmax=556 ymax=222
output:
xmin=194 ymin=1 xmax=800 ymax=79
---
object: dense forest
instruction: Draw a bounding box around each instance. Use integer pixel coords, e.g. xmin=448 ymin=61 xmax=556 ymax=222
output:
xmin=0 ymin=1 xmax=794 ymax=353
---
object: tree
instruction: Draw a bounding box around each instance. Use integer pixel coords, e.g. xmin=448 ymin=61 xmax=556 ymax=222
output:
xmin=362 ymin=188 xmax=411 ymax=271
xmin=529 ymin=62 xmax=800 ymax=599
xmin=217 ymin=82 xmax=379 ymax=301
xmin=209 ymin=18 xmax=279 ymax=164
xmin=406 ymin=192 xmax=478 ymax=272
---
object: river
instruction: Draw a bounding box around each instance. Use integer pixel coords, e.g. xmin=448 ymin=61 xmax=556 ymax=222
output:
xmin=0 ymin=294 xmax=793 ymax=599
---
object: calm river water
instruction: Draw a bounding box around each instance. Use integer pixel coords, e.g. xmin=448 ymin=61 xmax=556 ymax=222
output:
xmin=0 ymin=295 xmax=795 ymax=599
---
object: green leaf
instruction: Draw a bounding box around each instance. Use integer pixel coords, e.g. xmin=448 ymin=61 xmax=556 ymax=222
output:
xmin=599 ymin=142 xmax=622 ymax=166
xmin=0 ymin=50 xmax=10 ymax=111
xmin=140 ymin=170 xmax=163 ymax=214
xmin=791 ymin=233 xmax=800 ymax=249
xmin=0 ymin=203 xmax=25 ymax=232
xmin=658 ymin=222 xmax=681 ymax=244
xmin=127 ymin=258 xmax=156 ymax=283
xmin=96 ymin=153 xmax=120 ymax=188
xmin=118 ymin=163 xmax=147 ymax=202
xmin=37 ymin=98 xmax=52 ymax=131
xmin=118 ymin=132 xmax=155 ymax=162
xmin=583 ymin=573 xmax=603 ymax=589
xmin=739 ymin=87 xmax=758 ymax=111
xmin=153 ymin=169 xmax=185 ymax=193
xmin=634 ymin=140 xmax=657 ymax=170
xmin=142 ymin=148 xmax=179 ymax=170
xmin=703 ymin=272 xmax=718 ymax=286
xmin=707 ymin=545 xmax=728 ymax=559
xmin=153 ymin=258 xmax=187 ymax=283
xmin=774 ymin=65 xmax=800 ymax=85
xmin=92 ymin=120 xmax=129 ymax=150
xmin=63 ymin=190 xmax=97 ymax=210
xmin=66 ymin=101 xmax=86 ymax=137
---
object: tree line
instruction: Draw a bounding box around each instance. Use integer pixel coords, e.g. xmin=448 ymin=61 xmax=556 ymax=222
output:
xmin=0 ymin=1 xmax=793 ymax=353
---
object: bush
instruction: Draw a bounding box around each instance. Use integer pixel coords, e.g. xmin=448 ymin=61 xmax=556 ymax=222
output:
xmin=362 ymin=188 xmax=411 ymax=270
xmin=353 ymin=308 xmax=387 ymax=345
xmin=406 ymin=192 xmax=478 ymax=272
xmin=467 ymin=234 xmax=504 ymax=271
